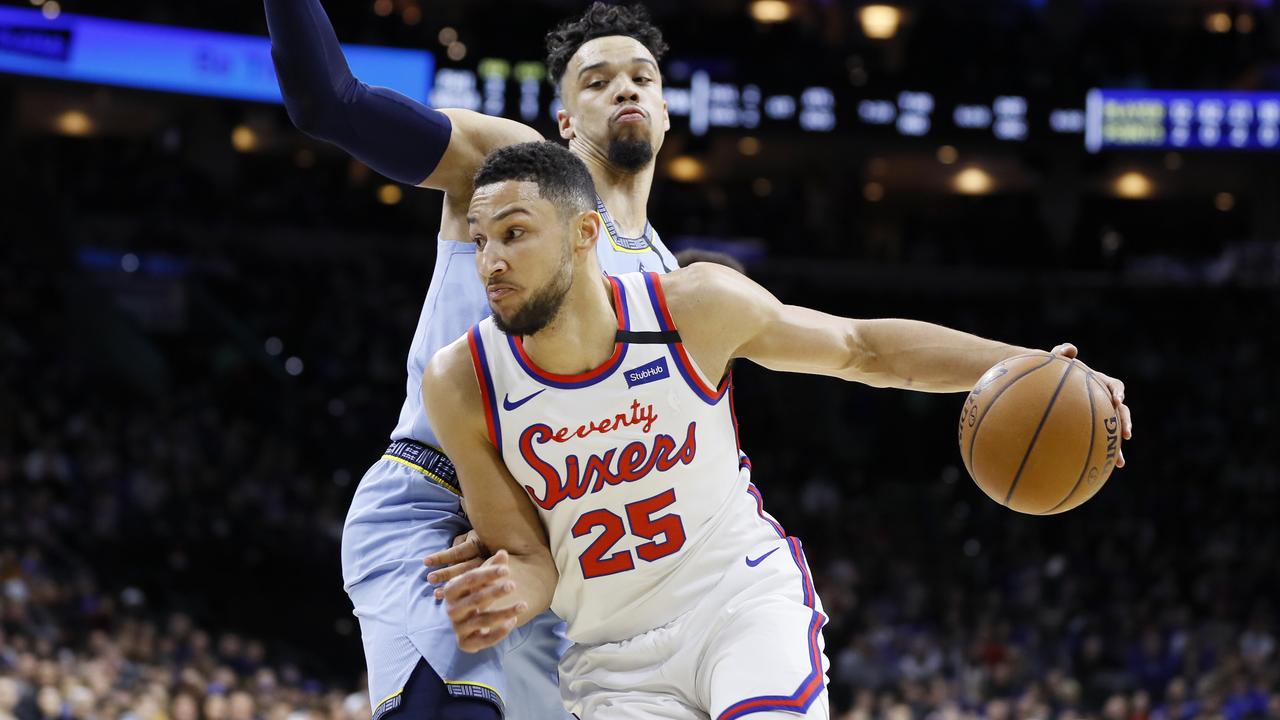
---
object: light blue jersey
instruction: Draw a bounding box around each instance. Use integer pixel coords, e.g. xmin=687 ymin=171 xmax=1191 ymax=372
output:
xmin=341 ymin=202 xmax=677 ymax=718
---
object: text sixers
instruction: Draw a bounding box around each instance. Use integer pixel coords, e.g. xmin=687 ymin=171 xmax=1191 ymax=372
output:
xmin=518 ymin=400 xmax=697 ymax=510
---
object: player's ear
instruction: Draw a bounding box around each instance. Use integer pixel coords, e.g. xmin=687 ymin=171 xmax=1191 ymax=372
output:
xmin=556 ymin=101 xmax=575 ymax=141
xmin=575 ymin=209 xmax=601 ymax=250
xmin=662 ymin=98 xmax=670 ymax=133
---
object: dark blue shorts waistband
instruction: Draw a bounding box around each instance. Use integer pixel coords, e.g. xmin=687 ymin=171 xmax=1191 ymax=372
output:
xmin=382 ymin=440 xmax=461 ymax=496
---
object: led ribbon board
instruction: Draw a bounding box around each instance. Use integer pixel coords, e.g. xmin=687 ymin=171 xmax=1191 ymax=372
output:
xmin=0 ymin=6 xmax=433 ymax=104
xmin=1086 ymin=88 xmax=1280 ymax=153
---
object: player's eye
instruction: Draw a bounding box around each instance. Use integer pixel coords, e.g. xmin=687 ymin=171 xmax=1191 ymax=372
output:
xmin=472 ymin=235 xmax=486 ymax=249
xmin=635 ymin=76 xmax=652 ymax=84
xmin=586 ymin=79 xmax=606 ymax=89
xmin=506 ymin=227 xmax=525 ymax=240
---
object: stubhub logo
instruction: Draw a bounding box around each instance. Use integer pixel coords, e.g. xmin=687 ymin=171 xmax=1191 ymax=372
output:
xmin=624 ymin=357 xmax=669 ymax=388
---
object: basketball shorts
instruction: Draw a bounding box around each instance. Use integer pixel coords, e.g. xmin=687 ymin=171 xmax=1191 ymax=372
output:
xmin=341 ymin=442 xmax=572 ymax=719
xmin=558 ymin=534 xmax=830 ymax=720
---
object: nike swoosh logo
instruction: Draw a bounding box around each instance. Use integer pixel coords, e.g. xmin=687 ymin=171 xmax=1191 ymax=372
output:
xmin=502 ymin=389 xmax=546 ymax=411
xmin=745 ymin=547 xmax=779 ymax=567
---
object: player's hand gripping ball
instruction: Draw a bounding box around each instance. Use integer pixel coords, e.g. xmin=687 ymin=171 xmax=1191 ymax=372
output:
xmin=958 ymin=347 xmax=1129 ymax=514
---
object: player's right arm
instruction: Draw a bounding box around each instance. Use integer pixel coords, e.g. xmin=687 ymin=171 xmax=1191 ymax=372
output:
xmin=420 ymin=338 xmax=558 ymax=652
xmin=264 ymin=0 xmax=541 ymax=229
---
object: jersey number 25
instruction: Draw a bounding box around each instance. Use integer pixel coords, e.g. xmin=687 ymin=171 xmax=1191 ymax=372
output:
xmin=571 ymin=489 xmax=686 ymax=579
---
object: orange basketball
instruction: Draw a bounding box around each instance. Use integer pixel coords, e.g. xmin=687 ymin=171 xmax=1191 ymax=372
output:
xmin=957 ymin=353 xmax=1121 ymax=515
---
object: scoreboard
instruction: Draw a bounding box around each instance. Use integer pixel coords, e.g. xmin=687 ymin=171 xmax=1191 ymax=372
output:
xmin=1085 ymin=89 xmax=1280 ymax=153
xmin=5 ymin=6 xmax=1280 ymax=154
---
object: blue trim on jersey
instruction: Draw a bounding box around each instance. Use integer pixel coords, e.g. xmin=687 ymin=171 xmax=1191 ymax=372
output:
xmin=670 ymin=352 xmax=730 ymax=406
xmin=610 ymin=275 xmax=630 ymax=331
xmin=507 ymin=276 xmax=631 ymax=390
xmin=468 ymin=326 xmax=503 ymax=459
xmin=641 ymin=272 xmax=728 ymax=406
xmin=746 ymin=484 xmax=785 ymax=538
xmin=643 ymin=273 xmax=673 ymax=332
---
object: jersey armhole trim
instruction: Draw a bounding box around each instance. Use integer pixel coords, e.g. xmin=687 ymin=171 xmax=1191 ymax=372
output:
xmin=466 ymin=326 xmax=503 ymax=457
xmin=643 ymin=272 xmax=730 ymax=405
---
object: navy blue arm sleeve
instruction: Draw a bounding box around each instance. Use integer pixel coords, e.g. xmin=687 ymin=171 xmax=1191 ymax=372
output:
xmin=264 ymin=0 xmax=451 ymax=186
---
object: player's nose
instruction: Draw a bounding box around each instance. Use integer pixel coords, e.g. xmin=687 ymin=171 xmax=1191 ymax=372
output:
xmin=477 ymin=248 xmax=509 ymax=278
xmin=614 ymin=81 xmax=640 ymax=104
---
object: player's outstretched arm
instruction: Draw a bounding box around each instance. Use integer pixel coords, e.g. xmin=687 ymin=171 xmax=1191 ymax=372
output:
xmin=420 ymin=339 xmax=558 ymax=652
xmin=663 ymin=263 xmax=1030 ymax=392
xmin=264 ymin=0 xmax=541 ymax=195
xmin=664 ymin=263 xmax=1132 ymax=448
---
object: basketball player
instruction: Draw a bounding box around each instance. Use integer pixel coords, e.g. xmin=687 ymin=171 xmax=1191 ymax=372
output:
xmin=263 ymin=1 xmax=679 ymax=717
xmin=421 ymin=141 xmax=1134 ymax=719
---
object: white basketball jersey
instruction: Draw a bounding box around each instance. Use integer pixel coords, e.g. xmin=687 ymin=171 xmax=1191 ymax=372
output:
xmin=389 ymin=200 xmax=677 ymax=448
xmin=466 ymin=272 xmax=782 ymax=645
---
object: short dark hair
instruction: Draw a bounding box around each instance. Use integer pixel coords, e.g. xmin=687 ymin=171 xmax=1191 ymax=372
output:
xmin=473 ymin=141 xmax=597 ymax=215
xmin=545 ymin=2 xmax=669 ymax=87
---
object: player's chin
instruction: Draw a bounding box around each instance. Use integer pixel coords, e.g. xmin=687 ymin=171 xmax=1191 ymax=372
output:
xmin=609 ymin=119 xmax=650 ymax=137
xmin=489 ymin=304 xmax=515 ymax=325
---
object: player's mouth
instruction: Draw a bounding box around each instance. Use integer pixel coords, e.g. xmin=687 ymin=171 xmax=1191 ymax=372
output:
xmin=613 ymin=106 xmax=647 ymax=125
xmin=487 ymin=283 xmax=518 ymax=301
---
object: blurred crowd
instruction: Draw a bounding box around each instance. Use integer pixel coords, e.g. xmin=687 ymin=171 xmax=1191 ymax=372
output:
xmin=0 ymin=596 xmax=370 ymax=720
xmin=3 ymin=90 xmax=1280 ymax=720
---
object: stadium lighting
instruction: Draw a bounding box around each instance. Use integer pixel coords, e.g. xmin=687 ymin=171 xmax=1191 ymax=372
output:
xmin=1113 ymin=171 xmax=1154 ymax=199
xmin=438 ymin=27 xmax=458 ymax=46
xmin=1205 ymin=11 xmax=1232 ymax=33
xmin=1215 ymin=192 xmax=1235 ymax=211
xmin=231 ymin=125 xmax=259 ymax=153
xmin=953 ymin=167 xmax=993 ymax=195
xmin=55 ymin=110 xmax=93 ymax=137
xmin=738 ymin=136 xmax=761 ymax=156
xmin=863 ymin=182 xmax=885 ymax=202
xmin=668 ymin=156 xmax=707 ymax=183
xmin=378 ymin=184 xmax=404 ymax=205
xmin=1236 ymin=14 xmax=1255 ymax=33
xmin=372 ymin=0 xmax=392 ymax=17
xmin=750 ymin=0 xmax=792 ymax=24
xmin=936 ymin=145 xmax=958 ymax=165
xmin=447 ymin=42 xmax=468 ymax=62
xmin=41 ymin=1 xmax=59 ymax=19
xmin=859 ymin=5 xmax=902 ymax=40
xmin=402 ymin=5 xmax=422 ymax=25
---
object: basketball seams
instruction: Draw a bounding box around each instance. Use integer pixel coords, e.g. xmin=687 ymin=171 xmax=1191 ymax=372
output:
xmin=964 ymin=354 xmax=1060 ymax=471
xmin=1043 ymin=369 xmax=1100 ymax=514
xmin=1002 ymin=362 xmax=1076 ymax=507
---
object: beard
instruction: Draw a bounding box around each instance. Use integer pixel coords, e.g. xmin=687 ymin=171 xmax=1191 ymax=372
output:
xmin=608 ymin=136 xmax=654 ymax=173
xmin=492 ymin=245 xmax=574 ymax=337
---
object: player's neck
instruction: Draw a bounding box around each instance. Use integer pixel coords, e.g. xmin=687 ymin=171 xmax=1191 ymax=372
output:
xmin=581 ymin=156 xmax=653 ymax=238
xmin=521 ymin=273 xmax=618 ymax=376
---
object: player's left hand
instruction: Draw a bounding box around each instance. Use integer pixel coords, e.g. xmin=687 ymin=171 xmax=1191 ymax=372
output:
xmin=424 ymin=530 xmax=489 ymax=600
xmin=1050 ymin=343 xmax=1133 ymax=468
xmin=441 ymin=550 xmax=528 ymax=653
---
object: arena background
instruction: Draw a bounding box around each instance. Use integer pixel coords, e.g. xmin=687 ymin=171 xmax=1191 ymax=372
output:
xmin=2 ymin=0 xmax=1278 ymax=718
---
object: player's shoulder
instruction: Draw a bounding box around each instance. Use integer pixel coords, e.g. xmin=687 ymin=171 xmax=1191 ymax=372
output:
xmin=660 ymin=262 xmax=754 ymax=314
xmin=422 ymin=332 xmax=482 ymax=411
xmin=659 ymin=262 xmax=777 ymax=349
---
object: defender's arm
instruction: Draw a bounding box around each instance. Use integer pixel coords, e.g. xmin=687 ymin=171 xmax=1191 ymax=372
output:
xmin=420 ymin=339 xmax=557 ymax=650
xmin=264 ymin=0 xmax=541 ymax=195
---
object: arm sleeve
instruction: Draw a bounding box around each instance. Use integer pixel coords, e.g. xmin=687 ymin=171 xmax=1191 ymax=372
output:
xmin=264 ymin=0 xmax=451 ymax=186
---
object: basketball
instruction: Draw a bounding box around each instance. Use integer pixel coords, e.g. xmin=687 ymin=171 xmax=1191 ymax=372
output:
xmin=958 ymin=354 xmax=1121 ymax=515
